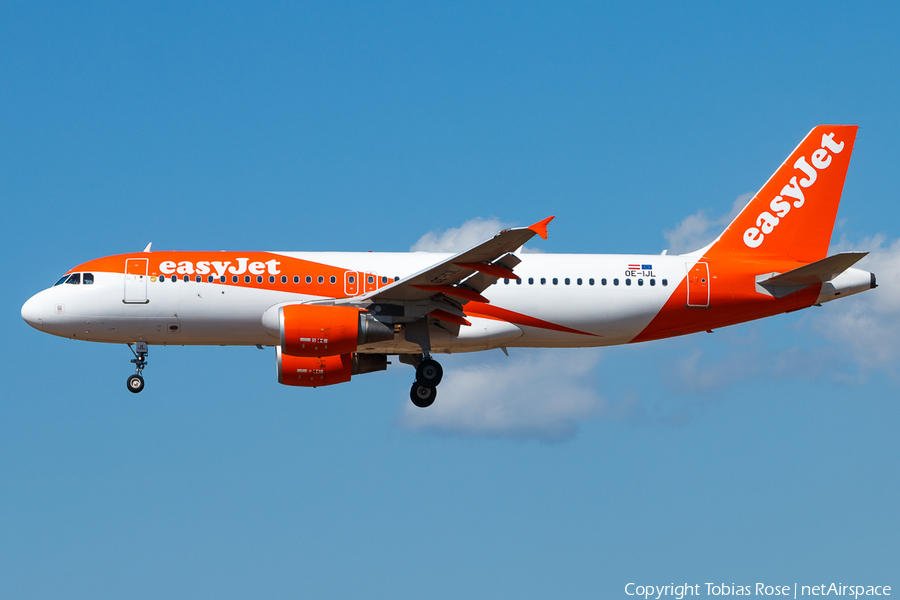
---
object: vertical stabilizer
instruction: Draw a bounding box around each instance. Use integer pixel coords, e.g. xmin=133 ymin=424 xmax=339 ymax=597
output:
xmin=706 ymin=125 xmax=857 ymax=263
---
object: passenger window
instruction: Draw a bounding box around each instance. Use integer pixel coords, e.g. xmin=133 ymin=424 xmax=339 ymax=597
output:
xmin=317 ymin=276 xmax=324 ymax=284
xmin=528 ymin=277 xmax=534 ymax=285
xmin=281 ymin=275 xmax=287 ymax=284
xmin=381 ymin=276 xmax=388 ymax=284
xmin=293 ymin=276 xmax=300 ymax=284
xmin=614 ymin=278 xmax=619 ymax=286
xmin=83 ymin=273 xmax=94 ymax=285
xmin=516 ymin=278 xmax=522 ymax=285
xmin=219 ymin=275 xmax=226 ymax=283
xmin=552 ymin=278 xmax=558 ymax=285
xmin=232 ymin=275 xmax=239 ymax=283
xmin=171 ymin=275 xmax=177 ymax=282
xmin=267 ymin=276 xmax=273 ymax=283
xmin=626 ymin=279 xmax=631 ymax=286
xmin=565 ymin=278 xmax=570 ymax=285
xmin=541 ymin=278 xmax=546 ymax=285
xmin=662 ymin=279 xmax=668 ymax=286
xmin=65 ymin=273 xmax=80 ymax=284
xmin=504 ymin=278 xmax=509 ymax=284
xmin=195 ymin=275 xmax=202 ymax=283
xmin=306 ymin=276 xmax=312 ymax=284
xmin=245 ymin=275 xmax=251 ymax=283
xmin=638 ymin=279 xmax=644 ymax=286
xmin=208 ymin=275 xmax=215 ymax=283
xmin=257 ymin=276 xmax=263 ymax=283
xmin=183 ymin=275 xmax=190 ymax=282
xmin=329 ymin=276 xmax=336 ymax=284
xmin=576 ymin=278 xmax=582 ymax=285
xmin=394 ymin=276 xmax=400 ymax=282
xmin=368 ymin=276 xmax=374 ymax=284
xmin=348 ymin=276 xmax=355 ymax=284
xmin=650 ymin=279 xmax=656 ymax=286
xmin=601 ymin=278 xmax=607 ymax=285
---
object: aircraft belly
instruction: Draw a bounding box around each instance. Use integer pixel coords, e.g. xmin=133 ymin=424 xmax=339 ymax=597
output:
xmin=487 ymin=291 xmax=673 ymax=348
xmin=444 ymin=318 xmax=522 ymax=352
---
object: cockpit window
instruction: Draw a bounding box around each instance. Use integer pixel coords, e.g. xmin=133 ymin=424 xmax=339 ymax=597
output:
xmin=54 ymin=275 xmax=69 ymax=286
xmin=83 ymin=273 xmax=94 ymax=285
xmin=65 ymin=273 xmax=81 ymax=285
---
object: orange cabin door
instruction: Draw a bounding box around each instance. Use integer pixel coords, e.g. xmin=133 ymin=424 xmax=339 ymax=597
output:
xmin=124 ymin=258 xmax=149 ymax=303
xmin=686 ymin=262 xmax=710 ymax=308
xmin=344 ymin=271 xmax=360 ymax=296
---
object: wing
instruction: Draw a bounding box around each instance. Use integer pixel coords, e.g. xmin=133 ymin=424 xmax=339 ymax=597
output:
xmin=330 ymin=216 xmax=554 ymax=325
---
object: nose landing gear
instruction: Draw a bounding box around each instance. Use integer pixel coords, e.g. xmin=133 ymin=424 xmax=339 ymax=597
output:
xmin=407 ymin=354 xmax=443 ymax=408
xmin=127 ymin=342 xmax=148 ymax=393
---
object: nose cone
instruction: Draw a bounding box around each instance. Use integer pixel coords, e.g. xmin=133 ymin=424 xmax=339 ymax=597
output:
xmin=21 ymin=294 xmax=43 ymax=331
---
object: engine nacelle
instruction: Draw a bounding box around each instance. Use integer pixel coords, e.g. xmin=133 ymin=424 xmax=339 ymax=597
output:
xmin=277 ymin=349 xmax=387 ymax=387
xmin=268 ymin=304 xmax=395 ymax=357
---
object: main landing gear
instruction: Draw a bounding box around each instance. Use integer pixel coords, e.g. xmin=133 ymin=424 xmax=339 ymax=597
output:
xmin=126 ymin=342 xmax=148 ymax=393
xmin=409 ymin=355 xmax=443 ymax=408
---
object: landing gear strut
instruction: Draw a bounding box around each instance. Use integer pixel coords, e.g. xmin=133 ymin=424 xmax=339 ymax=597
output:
xmin=405 ymin=354 xmax=443 ymax=408
xmin=127 ymin=342 xmax=148 ymax=393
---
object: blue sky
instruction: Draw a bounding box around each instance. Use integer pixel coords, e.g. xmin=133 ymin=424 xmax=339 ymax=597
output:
xmin=2 ymin=3 xmax=898 ymax=598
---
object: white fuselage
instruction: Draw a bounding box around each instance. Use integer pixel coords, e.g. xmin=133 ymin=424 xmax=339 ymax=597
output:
xmin=21 ymin=251 xmax=873 ymax=355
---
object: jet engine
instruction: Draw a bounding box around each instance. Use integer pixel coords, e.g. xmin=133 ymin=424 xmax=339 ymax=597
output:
xmin=277 ymin=349 xmax=388 ymax=387
xmin=271 ymin=304 xmax=395 ymax=357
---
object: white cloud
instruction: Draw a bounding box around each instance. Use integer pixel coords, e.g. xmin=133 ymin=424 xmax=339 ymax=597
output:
xmin=809 ymin=234 xmax=900 ymax=376
xmin=410 ymin=217 xmax=513 ymax=253
xmin=663 ymin=342 xmax=837 ymax=396
xmin=398 ymin=349 xmax=617 ymax=441
xmin=662 ymin=193 xmax=752 ymax=254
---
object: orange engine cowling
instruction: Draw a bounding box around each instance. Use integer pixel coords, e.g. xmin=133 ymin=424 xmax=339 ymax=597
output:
xmin=277 ymin=349 xmax=388 ymax=387
xmin=279 ymin=304 xmax=394 ymax=357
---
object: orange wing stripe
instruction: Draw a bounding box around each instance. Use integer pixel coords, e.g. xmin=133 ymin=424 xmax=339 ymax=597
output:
xmin=430 ymin=309 xmax=472 ymax=327
xmin=466 ymin=302 xmax=599 ymax=336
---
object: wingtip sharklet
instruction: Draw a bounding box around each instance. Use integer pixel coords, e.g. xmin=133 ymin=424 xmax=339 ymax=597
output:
xmin=528 ymin=216 xmax=555 ymax=240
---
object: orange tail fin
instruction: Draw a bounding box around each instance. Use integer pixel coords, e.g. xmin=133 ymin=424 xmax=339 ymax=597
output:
xmin=706 ymin=125 xmax=858 ymax=263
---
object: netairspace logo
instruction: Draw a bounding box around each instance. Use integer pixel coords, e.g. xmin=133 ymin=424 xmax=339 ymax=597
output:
xmin=624 ymin=582 xmax=892 ymax=599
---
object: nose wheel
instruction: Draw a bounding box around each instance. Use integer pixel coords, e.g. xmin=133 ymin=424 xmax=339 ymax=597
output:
xmin=127 ymin=374 xmax=144 ymax=393
xmin=127 ymin=342 xmax=148 ymax=394
xmin=408 ymin=355 xmax=443 ymax=408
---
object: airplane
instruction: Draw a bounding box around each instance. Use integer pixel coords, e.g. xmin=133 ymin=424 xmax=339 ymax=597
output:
xmin=21 ymin=125 xmax=875 ymax=407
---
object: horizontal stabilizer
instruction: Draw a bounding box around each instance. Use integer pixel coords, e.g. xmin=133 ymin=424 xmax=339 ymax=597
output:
xmin=759 ymin=252 xmax=868 ymax=287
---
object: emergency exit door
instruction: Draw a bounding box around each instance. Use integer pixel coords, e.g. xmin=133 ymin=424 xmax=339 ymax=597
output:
xmin=344 ymin=271 xmax=360 ymax=296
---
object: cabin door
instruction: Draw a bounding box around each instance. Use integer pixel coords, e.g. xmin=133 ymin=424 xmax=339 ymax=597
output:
xmin=686 ymin=262 xmax=710 ymax=308
xmin=124 ymin=258 xmax=149 ymax=304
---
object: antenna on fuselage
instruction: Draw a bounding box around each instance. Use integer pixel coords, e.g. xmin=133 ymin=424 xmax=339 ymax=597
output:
xmin=143 ymin=242 xmax=152 ymax=252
